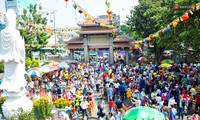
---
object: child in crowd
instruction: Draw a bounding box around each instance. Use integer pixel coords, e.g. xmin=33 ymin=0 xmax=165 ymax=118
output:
xmin=88 ymin=98 xmax=94 ymax=116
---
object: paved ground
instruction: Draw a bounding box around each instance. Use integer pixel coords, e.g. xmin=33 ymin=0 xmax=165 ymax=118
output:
xmin=0 ymin=91 xmax=193 ymax=120
xmin=79 ymin=92 xmax=102 ymax=120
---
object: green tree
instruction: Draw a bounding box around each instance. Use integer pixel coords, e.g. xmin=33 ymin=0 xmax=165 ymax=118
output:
xmin=119 ymin=25 xmax=142 ymax=40
xmin=171 ymin=1 xmax=200 ymax=62
xmin=19 ymin=4 xmax=51 ymax=58
xmin=126 ymin=0 xmax=200 ymax=63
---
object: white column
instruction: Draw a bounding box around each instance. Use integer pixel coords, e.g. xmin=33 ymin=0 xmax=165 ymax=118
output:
xmin=125 ymin=48 xmax=129 ymax=64
xmin=109 ymin=34 xmax=114 ymax=64
xmin=83 ymin=36 xmax=89 ymax=62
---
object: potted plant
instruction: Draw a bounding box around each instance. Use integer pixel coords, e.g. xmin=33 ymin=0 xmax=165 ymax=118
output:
xmin=0 ymin=96 xmax=7 ymax=118
xmin=33 ymin=97 xmax=53 ymax=120
xmin=54 ymin=98 xmax=71 ymax=109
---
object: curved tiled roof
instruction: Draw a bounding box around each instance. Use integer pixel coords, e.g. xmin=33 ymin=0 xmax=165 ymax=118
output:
xmin=64 ymin=37 xmax=84 ymax=43
xmin=66 ymin=43 xmax=84 ymax=49
xmin=114 ymin=36 xmax=132 ymax=42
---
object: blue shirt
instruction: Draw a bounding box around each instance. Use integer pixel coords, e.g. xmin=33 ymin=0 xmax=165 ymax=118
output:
xmin=107 ymin=87 xmax=113 ymax=97
xmin=119 ymin=84 xmax=125 ymax=92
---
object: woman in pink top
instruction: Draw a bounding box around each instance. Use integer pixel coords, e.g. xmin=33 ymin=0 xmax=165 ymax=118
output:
xmin=62 ymin=90 xmax=69 ymax=100
xmin=161 ymin=92 xmax=167 ymax=101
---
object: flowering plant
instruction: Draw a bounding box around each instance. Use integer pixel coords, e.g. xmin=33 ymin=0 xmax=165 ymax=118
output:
xmin=54 ymin=97 xmax=71 ymax=109
xmin=33 ymin=97 xmax=53 ymax=119
xmin=0 ymin=96 xmax=7 ymax=106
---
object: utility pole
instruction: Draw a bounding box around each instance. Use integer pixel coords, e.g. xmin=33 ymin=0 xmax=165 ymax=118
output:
xmin=53 ymin=10 xmax=57 ymax=49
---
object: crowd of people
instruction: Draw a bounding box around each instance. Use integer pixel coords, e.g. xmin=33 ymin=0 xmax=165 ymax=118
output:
xmin=25 ymin=59 xmax=200 ymax=120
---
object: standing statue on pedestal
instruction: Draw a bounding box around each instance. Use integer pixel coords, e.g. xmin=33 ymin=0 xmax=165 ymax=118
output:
xmin=0 ymin=9 xmax=32 ymax=118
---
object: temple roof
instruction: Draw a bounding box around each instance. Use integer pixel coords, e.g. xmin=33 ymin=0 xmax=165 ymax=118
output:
xmin=114 ymin=36 xmax=132 ymax=42
xmin=64 ymin=37 xmax=84 ymax=43
xmin=65 ymin=36 xmax=132 ymax=44
xmin=78 ymin=19 xmax=117 ymax=27
xmin=66 ymin=43 xmax=84 ymax=49
xmin=114 ymin=43 xmax=131 ymax=48
xmin=76 ymin=30 xmax=113 ymax=35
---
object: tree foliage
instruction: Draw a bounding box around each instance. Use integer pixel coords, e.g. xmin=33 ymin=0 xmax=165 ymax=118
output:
xmin=19 ymin=4 xmax=51 ymax=57
xmin=126 ymin=0 xmax=200 ymax=63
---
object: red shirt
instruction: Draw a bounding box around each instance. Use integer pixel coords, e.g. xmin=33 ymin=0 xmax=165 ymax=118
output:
xmin=108 ymin=101 xmax=114 ymax=107
xmin=103 ymin=73 xmax=107 ymax=80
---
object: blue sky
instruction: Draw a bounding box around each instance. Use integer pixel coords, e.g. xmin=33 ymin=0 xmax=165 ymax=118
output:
xmin=0 ymin=0 xmax=139 ymax=27
xmin=35 ymin=0 xmax=139 ymax=28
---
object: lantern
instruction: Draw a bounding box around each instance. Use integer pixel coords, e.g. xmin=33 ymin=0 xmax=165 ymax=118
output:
xmin=84 ymin=13 xmax=88 ymax=17
xmin=108 ymin=25 xmax=114 ymax=29
xmin=107 ymin=10 xmax=112 ymax=15
xmin=147 ymin=37 xmax=151 ymax=41
xmin=150 ymin=35 xmax=155 ymax=40
xmin=94 ymin=22 xmax=98 ymax=25
xmin=196 ymin=3 xmax=200 ymax=10
xmin=100 ymin=23 xmax=104 ymax=27
xmin=73 ymin=3 xmax=77 ymax=9
xmin=166 ymin=27 xmax=171 ymax=31
xmin=181 ymin=13 xmax=189 ymax=21
xmin=108 ymin=14 xmax=112 ymax=19
xmin=106 ymin=0 xmax=110 ymax=8
xmin=172 ymin=21 xmax=178 ymax=27
xmin=155 ymin=34 xmax=159 ymax=39
xmin=172 ymin=21 xmax=178 ymax=33
xmin=78 ymin=9 xmax=83 ymax=14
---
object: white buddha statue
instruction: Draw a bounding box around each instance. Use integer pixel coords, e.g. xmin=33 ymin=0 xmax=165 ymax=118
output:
xmin=0 ymin=9 xmax=26 ymax=95
xmin=0 ymin=9 xmax=32 ymax=118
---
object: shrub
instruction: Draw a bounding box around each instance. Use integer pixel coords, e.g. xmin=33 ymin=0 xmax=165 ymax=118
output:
xmin=54 ymin=98 xmax=71 ymax=109
xmin=5 ymin=108 xmax=36 ymax=120
xmin=33 ymin=97 xmax=53 ymax=119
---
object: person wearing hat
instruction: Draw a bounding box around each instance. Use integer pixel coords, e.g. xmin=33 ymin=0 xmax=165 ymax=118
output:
xmin=126 ymin=88 xmax=132 ymax=101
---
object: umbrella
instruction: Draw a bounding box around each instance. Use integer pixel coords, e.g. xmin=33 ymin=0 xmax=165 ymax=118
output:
xmin=49 ymin=62 xmax=60 ymax=66
xmin=138 ymin=57 xmax=147 ymax=62
xmin=159 ymin=63 xmax=172 ymax=68
xmin=123 ymin=106 xmax=165 ymax=120
xmin=58 ymin=62 xmax=70 ymax=69
xmin=161 ymin=59 xmax=173 ymax=64
xmin=48 ymin=61 xmax=60 ymax=71
xmin=27 ymin=68 xmax=41 ymax=77
xmin=38 ymin=66 xmax=53 ymax=73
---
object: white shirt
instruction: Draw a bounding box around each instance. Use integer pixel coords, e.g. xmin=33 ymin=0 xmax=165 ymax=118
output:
xmin=114 ymin=83 xmax=120 ymax=89
xmin=156 ymin=96 xmax=162 ymax=103
xmin=80 ymin=100 xmax=89 ymax=110
xmin=168 ymin=98 xmax=176 ymax=107
xmin=141 ymin=91 xmax=146 ymax=100
xmin=151 ymin=92 xmax=157 ymax=100
xmin=70 ymin=87 xmax=76 ymax=95
xmin=132 ymin=98 xmax=141 ymax=107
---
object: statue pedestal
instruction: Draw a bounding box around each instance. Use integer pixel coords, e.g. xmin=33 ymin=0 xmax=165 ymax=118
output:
xmin=2 ymin=95 xmax=32 ymax=118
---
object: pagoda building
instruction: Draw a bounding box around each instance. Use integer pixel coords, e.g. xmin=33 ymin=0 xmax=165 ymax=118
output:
xmin=65 ymin=18 xmax=132 ymax=64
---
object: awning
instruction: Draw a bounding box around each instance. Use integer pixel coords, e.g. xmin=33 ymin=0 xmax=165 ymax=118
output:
xmin=89 ymin=45 xmax=109 ymax=49
xmin=66 ymin=44 xmax=84 ymax=49
xmin=114 ymin=43 xmax=131 ymax=48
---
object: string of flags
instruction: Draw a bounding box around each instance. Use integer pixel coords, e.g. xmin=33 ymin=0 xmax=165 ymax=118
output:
xmin=0 ymin=0 xmax=117 ymax=34
xmin=105 ymin=0 xmax=112 ymax=19
xmin=0 ymin=11 xmax=79 ymax=37
xmin=72 ymin=0 xmax=116 ymax=30
xmin=132 ymin=3 xmax=200 ymax=45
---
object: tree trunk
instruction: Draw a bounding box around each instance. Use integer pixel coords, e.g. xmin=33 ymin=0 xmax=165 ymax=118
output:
xmin=153 ymin=42 xmax=165 ymax=64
